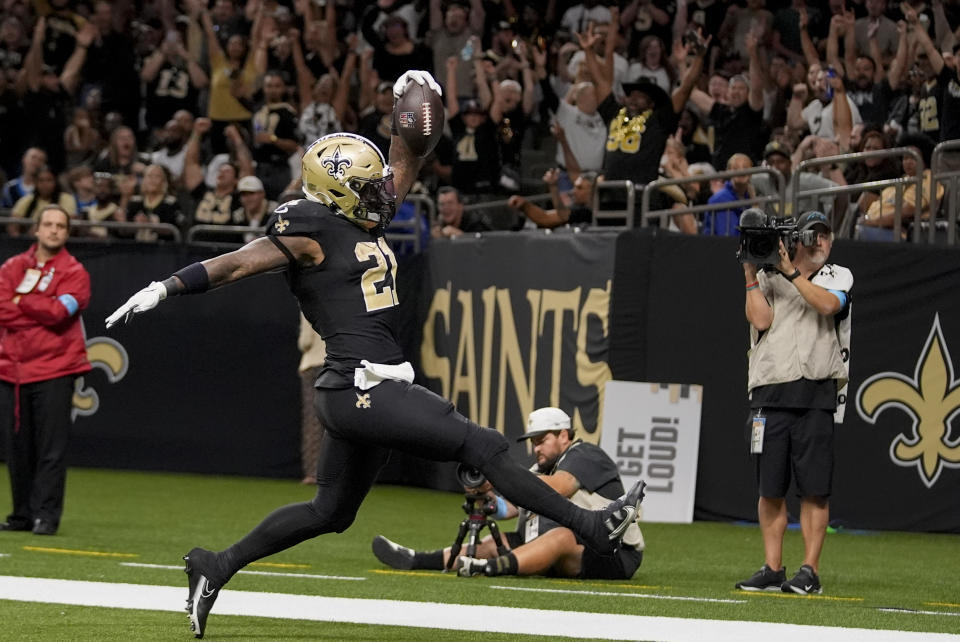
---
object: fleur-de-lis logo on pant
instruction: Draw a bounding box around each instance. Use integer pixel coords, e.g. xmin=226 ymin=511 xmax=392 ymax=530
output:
xmin=856 ymin=315 xmax=960 ymax=487
xmin=274 ymin=214 xmax=290 ymax=233
xmin=355 ymin=392 xmax=371 ymax=409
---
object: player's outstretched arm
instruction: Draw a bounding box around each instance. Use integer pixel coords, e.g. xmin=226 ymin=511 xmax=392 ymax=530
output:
xmin=105 ymin=236 xmax=321 ymax=328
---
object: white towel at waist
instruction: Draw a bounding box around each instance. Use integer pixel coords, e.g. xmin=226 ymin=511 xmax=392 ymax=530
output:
xmin=354 ymin=360 xmax=415 ymax=390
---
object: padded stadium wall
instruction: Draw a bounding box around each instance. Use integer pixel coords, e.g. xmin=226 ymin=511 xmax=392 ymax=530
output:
xmin=1 ymin=233 xmax=958 ymax=532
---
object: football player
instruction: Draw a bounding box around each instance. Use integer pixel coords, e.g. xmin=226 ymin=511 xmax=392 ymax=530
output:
xmin=106 ymin=70 xmax=645 ymax=639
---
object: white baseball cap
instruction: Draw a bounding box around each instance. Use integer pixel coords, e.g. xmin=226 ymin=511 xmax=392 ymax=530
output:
xmin=238 ymin=176 xmax=265 ymax=193
xmin=517 ymin=407 xmax=572 ymax=441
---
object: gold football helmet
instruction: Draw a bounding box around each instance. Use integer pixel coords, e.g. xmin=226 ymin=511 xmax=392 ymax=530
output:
xmin=301 ymin=133 xmax=397 ymax=227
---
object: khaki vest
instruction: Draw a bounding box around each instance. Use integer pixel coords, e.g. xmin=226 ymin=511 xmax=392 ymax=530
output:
xmin=748 ymin=264 xmax=853 ymax=395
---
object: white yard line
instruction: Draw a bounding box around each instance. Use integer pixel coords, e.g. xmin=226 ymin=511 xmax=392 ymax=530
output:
xmin=0 ymin=575 xmax=958 ymax=642
xmin=879 ymin=608 xmax=960 ymax=618
xmin=491 ymin=584 xmax=746 ymax=604
xmin=119 ymin=562 xmax=365 ymax=581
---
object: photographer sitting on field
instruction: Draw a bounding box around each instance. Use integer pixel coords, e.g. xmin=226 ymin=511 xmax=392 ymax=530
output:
xmin=372 ymin=407 xmax=645 ymax=579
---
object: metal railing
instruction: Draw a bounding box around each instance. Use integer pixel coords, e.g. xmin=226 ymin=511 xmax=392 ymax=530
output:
xmin=841 ymin=176 xmax=920 ymax=241
xmin=592 ymin=180 xmax=636 ymax=228
xmin=639 ymin=167 xmax=786 ymax=230
xmin=460 ymin=193 xmax=553 ymax=215
xmin=403 ymin=194 xmax=437 ymax=228
xmin=186 ymin=224 xmax=260 ymax=246
xmin=455 ymin=193 xmax=553 ymax=233
xmin=385 ymin=199 xmax=431 ymax=254
xmin=186 ymin=196 xmax=436 ymax=252
xmin=0 ymin=216 xmax=182 ymax=242
xmin=514 ymin=193 xmax=568 ymax=230
xmin=930 ymin=140 xmax=960 ymax=245
xmin=794 ymin=147 xmax=924 ymax=243
xmin=4 ymin=141 xmax=958 ymax=248
xmin=461 ymin=197 xmax=510 ymax=216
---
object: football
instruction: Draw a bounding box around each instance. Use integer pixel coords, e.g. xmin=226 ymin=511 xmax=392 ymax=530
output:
xmin=393 ymin=79 xmax=444 ymax=158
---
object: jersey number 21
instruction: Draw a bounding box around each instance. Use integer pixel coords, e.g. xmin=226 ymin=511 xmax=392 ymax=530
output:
xmin=355 ymin=239 xmax=398 ymax=311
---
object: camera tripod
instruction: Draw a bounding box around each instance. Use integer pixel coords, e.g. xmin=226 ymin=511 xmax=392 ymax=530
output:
xmin=443 ymin=492 xmax=509 ymax=572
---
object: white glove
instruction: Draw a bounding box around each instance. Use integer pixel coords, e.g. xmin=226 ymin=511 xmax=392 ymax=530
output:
xmin=105 ymin=281 xmax=168 ymax=328
xmin=393 ymin=70 xmax=442 ymax=100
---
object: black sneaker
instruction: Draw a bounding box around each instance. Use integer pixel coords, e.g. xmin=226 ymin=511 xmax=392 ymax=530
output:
xmin=184 ymin=547 xmax=221 ymax=639
xmin=735 ymin=564 xmax=787 ymax=591
xmin=0 ymin=520 xmax=31 ymax=532
xmin=371 ymin=535 xmax=416 ymax=570
xmin=31 ymin=519 xmax=57 ymax=536
xmin=782 ymin=564 xmax=823 ymax=595
xmin=455 ymin=556 xmax=488 ymax=577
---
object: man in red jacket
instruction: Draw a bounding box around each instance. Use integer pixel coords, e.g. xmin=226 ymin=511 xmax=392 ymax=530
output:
xmin=0 ymin=205 xmax=91 ymax=536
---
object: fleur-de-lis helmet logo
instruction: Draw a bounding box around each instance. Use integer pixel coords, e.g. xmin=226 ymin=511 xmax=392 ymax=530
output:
xmin=321 ymin=145 xmax=353 ymax=180
xmin=856 ymin=315 xmax=960 ymax=487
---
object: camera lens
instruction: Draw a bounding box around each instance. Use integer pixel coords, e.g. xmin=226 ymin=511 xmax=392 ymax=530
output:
xmin=456 ymin=464 xmax=486 ymax=488
xmin=748 ymin=234 xmax=775 ymax=259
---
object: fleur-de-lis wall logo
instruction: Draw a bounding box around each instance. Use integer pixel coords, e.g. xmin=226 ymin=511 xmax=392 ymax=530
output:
xmin=856 ymin=315 xmax=960 ymax=487
xmin=72 ymin=330 xmax=129 ymax=421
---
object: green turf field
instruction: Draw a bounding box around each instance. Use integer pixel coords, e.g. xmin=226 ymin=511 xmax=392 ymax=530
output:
xmin=0 ymin=465 xmax=958 ymax=640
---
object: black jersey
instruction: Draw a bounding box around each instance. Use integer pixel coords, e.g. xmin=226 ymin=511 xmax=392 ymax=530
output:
xmin=938 ymin=66 xmax=960 ymax=143
xmin=252 ymin=102 xmax=300 ymax=167
xmin=145 ymin=61 xmax=200 ymax=131
xmin=265 ymin=198 xmax=404 ymax=386
xmin=599 ymin=94 xmax=678 ymax=186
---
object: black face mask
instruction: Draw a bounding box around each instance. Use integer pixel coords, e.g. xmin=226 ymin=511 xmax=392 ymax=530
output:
xmin=350 ymin=172 xmax=397 ymax=228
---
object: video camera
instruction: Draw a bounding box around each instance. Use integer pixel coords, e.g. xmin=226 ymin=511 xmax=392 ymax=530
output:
xmin=737 ymin=208 xmax=799 ymax=267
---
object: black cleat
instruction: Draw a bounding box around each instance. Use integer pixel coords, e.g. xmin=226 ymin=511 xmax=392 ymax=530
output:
xmin=602 ymin=479 xmax=646 ymax=541
xmin=371 ymin=535 xmax=416 ymax=570
xmin=735 ymin=564 xmax=787 ymax=591
xmin=0 ymin=520 xmax=31 ymax=532
xmin=782 ymin=564 xmax=823 ymax=595
xmin=184 ymin=547 xmax=221 ymax=639
xmin=583 ymin=480 xmax=646 ymax=555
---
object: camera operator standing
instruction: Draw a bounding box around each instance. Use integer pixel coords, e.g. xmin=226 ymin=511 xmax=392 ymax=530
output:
xmin=736 ymin=211 xmax=852 ymax=596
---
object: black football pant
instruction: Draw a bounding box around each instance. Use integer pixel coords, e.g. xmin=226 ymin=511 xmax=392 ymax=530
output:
xmin=0 ymin=376 xmax=75 ymax=529
xmin=216 ymin=381 xmax=598 ymax=583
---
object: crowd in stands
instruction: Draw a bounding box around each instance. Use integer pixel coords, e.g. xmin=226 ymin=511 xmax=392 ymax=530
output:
xmin=0 ymin=0 xmax=958 ymax=244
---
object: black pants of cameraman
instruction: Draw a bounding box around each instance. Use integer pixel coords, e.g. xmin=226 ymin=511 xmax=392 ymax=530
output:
xmin=501 ymin=530 xmax=643 ymax=580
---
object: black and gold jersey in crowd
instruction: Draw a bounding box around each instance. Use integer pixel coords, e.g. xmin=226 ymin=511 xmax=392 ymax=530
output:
xmin=599 ymin=94 xmax=677 ymax=186
xmin=252 ymin=102 xmax=300 ymax=167
xmin=265 ymin=198 xmax=404 ymax=386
